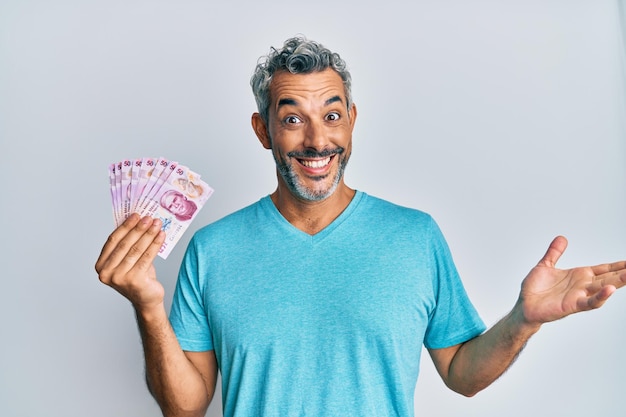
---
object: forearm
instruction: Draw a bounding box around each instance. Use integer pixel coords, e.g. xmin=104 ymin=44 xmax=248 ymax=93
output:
xmin=135 ymin=304 xmax=210 ymax=417
xmin=445 ymin=300 xmax=541 ymax=396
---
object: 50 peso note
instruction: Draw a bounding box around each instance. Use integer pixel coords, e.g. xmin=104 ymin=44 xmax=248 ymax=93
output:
xmin=109 ymin=157 xmax=213 ymax=259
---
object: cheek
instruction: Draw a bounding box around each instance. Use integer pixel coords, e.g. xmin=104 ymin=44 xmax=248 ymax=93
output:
xmin=272 ymin=147 xmax=290 ymax=167
xmin=269 ymin=131 xmax=296 ymax=153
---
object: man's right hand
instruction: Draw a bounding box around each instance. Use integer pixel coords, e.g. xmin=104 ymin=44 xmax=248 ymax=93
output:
xmin=95 ymin=213 xmax=167 ymax=314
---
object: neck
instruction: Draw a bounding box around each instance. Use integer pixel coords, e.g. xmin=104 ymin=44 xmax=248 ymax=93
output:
xmin=270 ymin=183 xmax=355 ymax=235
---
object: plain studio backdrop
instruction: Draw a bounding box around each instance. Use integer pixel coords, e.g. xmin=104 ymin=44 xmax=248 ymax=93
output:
xmin=1 ymin=1 xmax=624 ymax=416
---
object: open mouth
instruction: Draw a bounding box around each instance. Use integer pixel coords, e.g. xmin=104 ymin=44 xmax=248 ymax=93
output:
xmin=298 ymin=156 xmax=332 ymax=169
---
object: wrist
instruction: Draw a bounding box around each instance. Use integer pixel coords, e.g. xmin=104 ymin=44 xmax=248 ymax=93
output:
xmin=134 ymin=302 xmax=168 ymax=324
xmin=512 ymin=298 xmax=542 ymax=335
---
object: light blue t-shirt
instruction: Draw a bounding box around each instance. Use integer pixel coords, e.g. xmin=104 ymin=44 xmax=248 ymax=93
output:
xmin=170 ymin=191 xmax=485 ymax=417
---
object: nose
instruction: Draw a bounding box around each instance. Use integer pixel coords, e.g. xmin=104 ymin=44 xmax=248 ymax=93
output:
xmin=303 ymin=119 xmax=329 ymax=151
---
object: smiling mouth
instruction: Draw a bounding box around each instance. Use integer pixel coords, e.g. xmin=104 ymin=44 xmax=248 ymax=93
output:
xmin=290 ymin=148 xmax=343 ymax=169
xmin=299 ymin=156 xmax=332 ymax=169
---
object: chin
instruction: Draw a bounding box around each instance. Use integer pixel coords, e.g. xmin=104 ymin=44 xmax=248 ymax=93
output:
xmin=293 ymin=178 xmax=342 ymax=202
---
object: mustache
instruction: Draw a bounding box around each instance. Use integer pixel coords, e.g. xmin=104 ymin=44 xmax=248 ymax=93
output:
xmin=286 ymin=148 xmax=344 ymax=159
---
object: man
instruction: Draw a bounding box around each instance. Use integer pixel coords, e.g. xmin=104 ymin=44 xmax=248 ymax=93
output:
xmin=96 ymin=36 xmax=626 ymax=417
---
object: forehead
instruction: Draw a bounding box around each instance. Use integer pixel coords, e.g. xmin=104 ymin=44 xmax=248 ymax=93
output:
xmin=269 ymin=68 xmax=345 ymax=106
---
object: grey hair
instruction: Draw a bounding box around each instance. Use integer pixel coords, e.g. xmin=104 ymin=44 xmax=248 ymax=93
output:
xmin=250 ymin=36 xmax=353 ymax=124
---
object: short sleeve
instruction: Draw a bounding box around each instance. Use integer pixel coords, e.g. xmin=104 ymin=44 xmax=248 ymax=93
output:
xmin=423 ymin=220 xmax=486 ymax=349
xmin=169 ymin=236 xmax=214 ymax=351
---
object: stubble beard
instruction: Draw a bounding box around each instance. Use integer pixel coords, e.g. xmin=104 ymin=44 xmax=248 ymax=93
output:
xmin=274 ymin=148 xmax=349 ymax=202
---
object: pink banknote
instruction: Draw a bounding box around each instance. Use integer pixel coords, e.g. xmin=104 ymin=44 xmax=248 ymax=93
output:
xmin=109 ymin=157 xmax=213 ymax=259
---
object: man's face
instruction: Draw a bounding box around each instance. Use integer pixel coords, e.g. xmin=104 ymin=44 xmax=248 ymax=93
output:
xmin=163 ymin=192 xmax=186 ymax=215
xmin=260 ymin=68 xmax=357 ymax=202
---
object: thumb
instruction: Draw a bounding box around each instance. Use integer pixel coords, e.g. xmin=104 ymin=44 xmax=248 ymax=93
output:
xmin=537 ymin=235 xmax=568 ymax=268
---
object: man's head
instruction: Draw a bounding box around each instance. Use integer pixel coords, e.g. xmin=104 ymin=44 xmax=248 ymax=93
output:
xmin=250 ymin=37 xmax=357 ymax=203
xmin=251 ymin=36 xmax=353 ymax=125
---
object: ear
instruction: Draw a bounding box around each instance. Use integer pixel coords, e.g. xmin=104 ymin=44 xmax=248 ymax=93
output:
xmin=348 ymin=103 xmax=358 ymax=131
xmin=251 ymin=113 xmax=272 ymax=149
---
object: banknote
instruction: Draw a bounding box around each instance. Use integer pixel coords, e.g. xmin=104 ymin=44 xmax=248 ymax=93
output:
xmin=136 ymin=157 xmax=174 ymax=214
xmin=115 ymin=161 xmax=124 ymax=223
xmin=131 ymin=157 xmax=155 ymax=212
xmin=120 ymin=159 xmax=132 ymax=221
xmin=128 ymin=158 xmax=142 ymax=212
xmin=108 ymin=163 xmax=120 ymax=226
xmin=141 ymin=159 xmax=178 ymax=214
xmin=109 ymin=157 xmax=213 ymax=259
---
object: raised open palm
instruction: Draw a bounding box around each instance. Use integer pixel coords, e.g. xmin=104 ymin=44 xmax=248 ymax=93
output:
xmin=520 ymin=236 xmax=626 ymax=325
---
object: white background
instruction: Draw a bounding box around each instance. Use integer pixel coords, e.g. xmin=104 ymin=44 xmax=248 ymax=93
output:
xmin=1 ymin=1 xmax=625 ymax=416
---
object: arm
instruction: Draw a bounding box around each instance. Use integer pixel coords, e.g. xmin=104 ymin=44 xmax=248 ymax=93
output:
xmin=95 ymin=214 xmax=218 ymax=416
xmin=429 ymin=236 xmax=626 ymax=397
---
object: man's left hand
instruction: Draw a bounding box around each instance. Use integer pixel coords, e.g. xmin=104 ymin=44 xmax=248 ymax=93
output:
xmin=519 ymin=236 xmax=626 ymax=325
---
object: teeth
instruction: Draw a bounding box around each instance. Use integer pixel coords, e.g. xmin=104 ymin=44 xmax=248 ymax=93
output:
xmin=300 ymin=157 xmax=331 ymax=168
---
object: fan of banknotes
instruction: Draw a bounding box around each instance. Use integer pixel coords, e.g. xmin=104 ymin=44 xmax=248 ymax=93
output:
xmin=108 ymin=157 xmax=213 ymax=259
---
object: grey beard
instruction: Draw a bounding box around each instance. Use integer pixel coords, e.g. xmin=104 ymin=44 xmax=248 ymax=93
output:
xmin=274 ymin=148 xmax=348 ymax=202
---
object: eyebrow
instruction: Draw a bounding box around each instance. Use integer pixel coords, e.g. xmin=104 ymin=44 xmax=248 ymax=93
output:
xmin=277 ymin=98 xmax=298 ymax=107
xmin=277 ymin=95 xmax=344 ymax=108
xmin=324 ymin=95 xmax=343 ymax=106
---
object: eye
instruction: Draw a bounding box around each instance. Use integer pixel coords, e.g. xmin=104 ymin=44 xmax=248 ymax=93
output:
xmin=283 ymin=115 xmax=302 ymax=124
xmin=325 ymin=112 xmax=341 ymax=122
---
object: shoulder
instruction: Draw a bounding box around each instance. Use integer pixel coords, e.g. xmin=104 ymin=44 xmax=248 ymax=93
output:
xmin=357 ymin=192 xmax=436 ymax=228
xmin=190 ymin=197 xmax=269 ymax=246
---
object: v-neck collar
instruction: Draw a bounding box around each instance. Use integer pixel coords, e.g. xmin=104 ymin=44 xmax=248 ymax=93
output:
xmin=260 ymin=191 xmax=365 ymax=244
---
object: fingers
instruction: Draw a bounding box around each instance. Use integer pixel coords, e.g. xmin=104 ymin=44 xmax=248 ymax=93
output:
xmin=116 ymin=217 xmax=164 ymax=273
xmin=579 ymin=285 xmax=616 ymax=311
xmin=95 ymin=213 xmax=142 ymax=273
xmin=96 ymin=214 xmax=165 ymax=284
xmin=537 ymin=236 xmax=568 ymax=268
xmin=590 ymin=260 xmax=626 ymax=276
xmin=586 ymin=268 xmax=626 ymax=294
